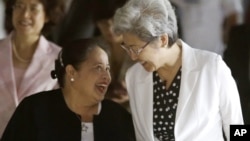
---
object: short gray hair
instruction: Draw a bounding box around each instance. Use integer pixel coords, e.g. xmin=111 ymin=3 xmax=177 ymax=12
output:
xmin=113 ymin=0 xmax=178 ymax=44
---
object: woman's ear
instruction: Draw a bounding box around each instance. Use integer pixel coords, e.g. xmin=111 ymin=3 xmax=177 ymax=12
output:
xmin=65 ymin=65 xmax=76 ymax=79
xmin=160 ymin=34 xmax=169 ymax=47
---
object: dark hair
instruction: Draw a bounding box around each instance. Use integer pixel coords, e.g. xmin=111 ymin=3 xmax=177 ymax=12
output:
xmin=51 ymin=38 xmax=102 ymax=87
xmin=4 ymin=0 xmax=65 ymax=36
xmin=93 ymin=0 xmax=127 ymax=22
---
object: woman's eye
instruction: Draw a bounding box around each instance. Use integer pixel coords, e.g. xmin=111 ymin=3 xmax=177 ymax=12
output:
xmin=96 ymin=66 xmax=102 ymax=72
xmin=31 ymin=6 xmax=38 ymax=12
xmin=106 ymin=67 xmax=110 ymax=72
xmin=14 ymin=3 xmax=24 ymax=10
xmin=94 ymin=65 xmax=110 ymax=73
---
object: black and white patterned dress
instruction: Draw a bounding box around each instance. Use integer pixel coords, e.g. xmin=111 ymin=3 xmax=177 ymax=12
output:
xmin=153 ymin=67 xmax=182 ymax=141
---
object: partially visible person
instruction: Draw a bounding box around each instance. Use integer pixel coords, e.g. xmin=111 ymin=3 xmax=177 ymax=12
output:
xmin=47 ymin=0 xmax=96 ymax=46
xmin=244 ymin=0 xmax=250 ymax=24
xmin=0 ymin=0 xmax=64 ymax=137
xmin=223 ymin=0 xmax=250 ymax=124
xmin=223 ymin=24 xmax=250 ymax=124
xmin=1 ymin=38 xmax=136 ymax=141
xmin=0 ymin=0 xmax=6 ymax=39
xmin=170 ymin=0 xmax=243 ymax=56
xmin=93 ymin=0 xmax=134 ymax=109
xmin=113 ymin=0 xmax=243 ymax=140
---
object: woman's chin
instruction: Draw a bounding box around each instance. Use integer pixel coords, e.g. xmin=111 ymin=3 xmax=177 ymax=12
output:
xmin=142 ymin=63 xmax=155 ymax=72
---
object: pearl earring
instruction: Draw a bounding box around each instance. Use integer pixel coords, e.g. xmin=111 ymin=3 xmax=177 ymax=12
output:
xmin=70 ymin=78 xmax=74 ymax=82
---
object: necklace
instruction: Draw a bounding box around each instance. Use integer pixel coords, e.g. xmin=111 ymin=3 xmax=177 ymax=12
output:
xmin=12 ymin=39 xmax=31 ymax=63
xmin=75 ymin=103 xmax=101 ymax=132
xmin=76 ymin=115 xmax=89 ymax=132
xmin=81 ymin=122 xmax=89 ymax=132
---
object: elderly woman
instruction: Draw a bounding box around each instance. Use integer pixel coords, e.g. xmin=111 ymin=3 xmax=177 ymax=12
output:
xmin=1 ymin=38 xmax=135 ymax=141
xmin=113 ymin=0 xmax=243 ymax=140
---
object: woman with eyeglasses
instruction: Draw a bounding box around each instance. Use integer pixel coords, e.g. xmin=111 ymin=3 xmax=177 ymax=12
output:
xmin=113 ymin=0 xmax=243 ymax=140
xmin=1 ymin=38 xmax=136 ymax=141
xmin=0 ymin=0 xmax=64 ymax=137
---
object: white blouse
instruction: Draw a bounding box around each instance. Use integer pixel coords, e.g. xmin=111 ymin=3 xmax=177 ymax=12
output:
xmin=81 ymin=122 xmax=94 ymax=141
xmin=81 ymin=103 xmax=102 ymax=141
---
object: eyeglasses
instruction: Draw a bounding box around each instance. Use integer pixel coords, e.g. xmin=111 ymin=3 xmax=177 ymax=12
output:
xmin=120 ymin=41 xmax=152 ymax=56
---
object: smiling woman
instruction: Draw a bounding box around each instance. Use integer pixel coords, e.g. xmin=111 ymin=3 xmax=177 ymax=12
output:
xmin=0 ymin=0 xmax=64 ymax=137
xmin=1 ymin=38 xmax=136 ymax=141
xmin=113 ymin=0 xmax=243 ymax=140
xmin=4 ymin=0 xmax=64 ymax=35
xmin=53 ymin=38 xmax=112 ymax=103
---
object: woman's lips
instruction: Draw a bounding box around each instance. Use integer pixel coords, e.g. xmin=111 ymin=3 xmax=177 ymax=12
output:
xmin=96 ymin=83 xmax=109 ymax=94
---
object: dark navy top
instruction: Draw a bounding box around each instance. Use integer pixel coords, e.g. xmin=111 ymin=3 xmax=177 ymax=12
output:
xmin=153 ymin=68 xmax=182 ymax=141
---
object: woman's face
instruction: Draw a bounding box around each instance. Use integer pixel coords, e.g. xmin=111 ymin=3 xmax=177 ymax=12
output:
xmin=71 ymin=47 xmax=111 ymax=103
xmin=12 ymin=0 xmax=48 ymax=36
xmin=122 ymin=32 xmax=166 ymax=72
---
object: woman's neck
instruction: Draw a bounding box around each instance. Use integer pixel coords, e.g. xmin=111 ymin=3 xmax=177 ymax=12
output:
xmin=165 ymin=43 xmax=182 ymax=67
xmin=157 ymin=43 xmax=182 ymax=83
xmin=12 ymin=32 xmax=40 ymax=66
xmin=62 ymin=87 xmax=99 ymax=121
xmin=13 ymin=32 xmax=40 ymax=50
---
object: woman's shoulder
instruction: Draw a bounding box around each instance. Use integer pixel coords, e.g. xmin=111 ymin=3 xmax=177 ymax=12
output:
xmin=181 ymin=38 xmax=221 ymax=65
xmin=0 ymin=36 xmax=9 ymax=44
xmin=193 ymin=48 xmax=218 ymax=57
xmin=46 ymin=41 xmax=62 ymax=54
xmin=186 ymin=47 xmax=229 ymax=75
xmin=0 ymin=38 xmax=9 ymax=54
xmin=21 ymin=89 xmax=62 ymax=105
xmin=40 ymin=35 xmax=62 ymax=54
xmin=193 ymin=48 xmax=222 ymax=65
xmin=0 ymin=34 xmax=11 ymax=47
xmin=47 ymin=40 xmax=61 ymax=51
xmin=181 ymin=39 xmax=220 ymax=62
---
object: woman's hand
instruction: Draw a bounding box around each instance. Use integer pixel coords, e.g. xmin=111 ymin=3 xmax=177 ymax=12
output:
xmin=106 ymin=80 xmax=129 ymax=104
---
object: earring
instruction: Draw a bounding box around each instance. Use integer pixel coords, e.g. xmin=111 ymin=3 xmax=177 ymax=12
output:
xmin=70 ymin=78 xmax=74 ymax=82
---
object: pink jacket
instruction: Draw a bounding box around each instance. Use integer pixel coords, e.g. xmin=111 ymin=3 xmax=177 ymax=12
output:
xmin=0 ymin=33 xmax=61 ymax=137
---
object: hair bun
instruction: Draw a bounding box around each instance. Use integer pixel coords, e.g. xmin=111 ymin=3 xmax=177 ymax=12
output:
xmin=51 ymin=70 xmax=57 ymax=79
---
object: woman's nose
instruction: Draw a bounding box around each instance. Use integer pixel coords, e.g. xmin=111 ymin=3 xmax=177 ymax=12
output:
xmin=103 ymin=70 xmax=111 ymax=83
xmin=130 ymin=52 xmax=138 ymax=61
xmin=21 ymin=8 xmax=31 ymax=18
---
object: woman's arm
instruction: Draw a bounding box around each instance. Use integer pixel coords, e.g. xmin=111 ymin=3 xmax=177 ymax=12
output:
xmin=1 ymin=97 xmax=36 ymax=141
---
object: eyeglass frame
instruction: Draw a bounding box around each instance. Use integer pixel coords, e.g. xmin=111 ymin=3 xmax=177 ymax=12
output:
xmin=120 ymin=38 xmax=155 ymax=56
